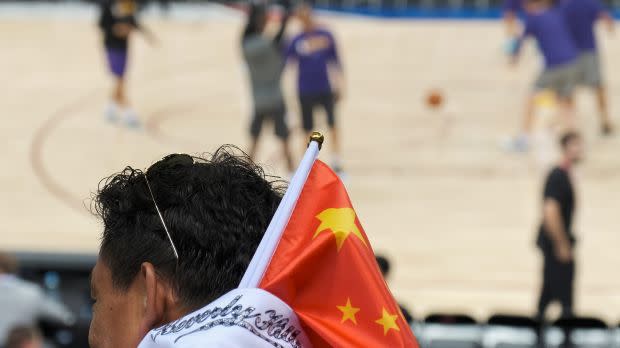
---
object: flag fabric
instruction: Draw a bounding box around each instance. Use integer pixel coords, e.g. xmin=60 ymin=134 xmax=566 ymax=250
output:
xmin=257 ymin=160 xmax=419 ymax=347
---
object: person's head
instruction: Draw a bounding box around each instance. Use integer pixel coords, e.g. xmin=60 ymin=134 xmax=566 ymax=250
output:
xmin=375 ymin=255 xmax=391 ymax=279
xmin=88 ymin=147 xmax=284 ymax=348
xmin=5 ymin=326 xmax=43 ymax=348
xmin=295 ymin=2 xmax=314 ymax=29
xmin=560 ymin=131 xmax=583 ymax=164
xmin=243 ymin=3 xmax=268 ymax=40
xmin=0 ymin=251 xmax=18 ymax=275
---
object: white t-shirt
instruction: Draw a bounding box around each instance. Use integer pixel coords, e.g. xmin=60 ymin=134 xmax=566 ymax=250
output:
xmin=137 ymin=288 xmax=311 ymax=348
xmin=0 ymin=274 xmax=75 ymax=343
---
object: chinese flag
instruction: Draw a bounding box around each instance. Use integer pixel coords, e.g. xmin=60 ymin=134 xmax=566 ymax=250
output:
xmin=259 ymin=161 xmax=419 ymax=347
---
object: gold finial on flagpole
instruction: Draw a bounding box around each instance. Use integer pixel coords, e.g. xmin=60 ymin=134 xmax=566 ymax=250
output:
xmin=308 ymin=131 xmax=324 ymax=150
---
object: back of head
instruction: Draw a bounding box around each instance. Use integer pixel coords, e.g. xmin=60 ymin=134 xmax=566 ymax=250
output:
xmin=0 ymin=252 xmax=18 ymax=275
xmin=94 ymin=146 xmax=285 ymax=310
xmin=5 ymin=326 xmax=42 ymax=348
xmin=560 ymin=131 xmax=580 ymax=150
xmin=375 ymin=255 xmax=391 ymax=278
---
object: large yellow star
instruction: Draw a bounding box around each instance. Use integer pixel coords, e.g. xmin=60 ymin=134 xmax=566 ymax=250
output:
xmin=336 ymin=298 xmax=360 ymax=325
xmin=375 ymin=308 xmax=400 ymax=336
xmin=313 ymin=208 xmax=367 ymax=251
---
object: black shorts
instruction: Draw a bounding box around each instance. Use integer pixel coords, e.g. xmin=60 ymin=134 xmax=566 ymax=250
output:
xmin=250 ymin=103 xmax=289 ymax=140
xmin=299 ymin=93 xmax=336 ymax=132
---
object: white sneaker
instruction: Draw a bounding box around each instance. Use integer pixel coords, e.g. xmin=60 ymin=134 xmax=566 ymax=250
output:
xmin=503 ymin=135 xmax=530 ymax=153
xmin=104 ymin=103 xmax=119 ymax=123
xmin=123 ymin=110 xmax=142 ymax=129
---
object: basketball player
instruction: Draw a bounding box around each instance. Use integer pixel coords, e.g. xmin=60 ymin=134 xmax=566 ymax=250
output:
xmin=88 ymin=149 xmax=309 ymax=348
xmin=286 ymin=3 xmax=345 ymax=173
xmin=509 ymin=0 xmax=579 ymax=152
xmin=99 ymin=0 xmax=154 ymax=128
xmin=536 ymin=132 xmax=582 ymax=321
xmin=562 ymin=0 xmax=615 ymax=135
xmin=242 ymin=3 xmax=294 ymax=172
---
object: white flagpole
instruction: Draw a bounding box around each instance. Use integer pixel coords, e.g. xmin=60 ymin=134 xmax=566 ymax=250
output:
xmin=239 ymin=133 xmax=324 ymax=288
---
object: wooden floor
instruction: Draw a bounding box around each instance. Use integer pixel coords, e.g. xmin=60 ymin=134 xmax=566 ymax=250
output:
xmin=1 ymin=4 xmax=619 ymax=323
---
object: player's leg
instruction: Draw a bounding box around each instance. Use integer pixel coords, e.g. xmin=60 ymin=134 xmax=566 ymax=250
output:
xmin=248 ymin=111 xmax=265 ymax=161
xmin=274 ymin=104 xmax=294 ymax=173
xmin=556 ymin=64 xmax=579 ymax=131
xmin=105 ymin=48 xmax=124 ymax=122
xmin=508 ymin=69 xmax=552 ymax=152
xmin=320 ymin=93 xmax=342 ymax=172
xmin=299 ymin=95 xmax=316 ymax=148
xmin=585 ymin=53 xmax=613 ymax=135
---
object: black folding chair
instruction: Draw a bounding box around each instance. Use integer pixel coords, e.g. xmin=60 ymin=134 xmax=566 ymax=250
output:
xmin=421 ymin=313 xmax=482 ymax=348
xmin=483 ymin=314 xmax=539 ymax=348
xmin=545 ymin=317 xmax=611 ymax=348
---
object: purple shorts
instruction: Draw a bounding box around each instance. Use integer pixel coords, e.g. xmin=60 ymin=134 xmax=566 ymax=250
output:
xmin=106 ymin=48 xmax=128 ymax=78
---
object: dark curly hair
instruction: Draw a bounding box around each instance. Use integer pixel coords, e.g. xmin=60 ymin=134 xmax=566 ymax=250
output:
xmin=93 ymin=145 xmax=285 ymax=310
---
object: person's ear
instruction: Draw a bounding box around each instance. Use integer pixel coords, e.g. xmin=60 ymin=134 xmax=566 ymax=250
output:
xmin=138 ymin=262 xmax=166 ymax=335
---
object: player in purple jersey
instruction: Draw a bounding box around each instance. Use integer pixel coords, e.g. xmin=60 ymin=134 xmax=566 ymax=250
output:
xmin=562 ymin=0 xmax=615 ymax=135
xmin=99 ymin=0 xmax=155 ymax=128
xmin=509 ymin=0 xmax=580 ymax=151
xmin=285 ymin=3 xmax=345 ymax=173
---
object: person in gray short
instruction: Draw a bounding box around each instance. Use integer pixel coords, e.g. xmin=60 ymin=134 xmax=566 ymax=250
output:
xmin=534 ymin=61 xmax=580 ymax=100
xmin=562 ymin=0 xmax=615 ymax=135
xmin=509 ymin=0 xmax=580 ymax=152
xmin=241 ymin=3 xmax=294 ymax=172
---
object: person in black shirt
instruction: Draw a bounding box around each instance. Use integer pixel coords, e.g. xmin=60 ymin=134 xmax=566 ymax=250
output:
xmin=99 ymin=0 xmax=153 ymax=128
xmin=376 ymin=255 xmax=414 ymax=325
xmin=536 ymin=131 xmax=583 ymax=320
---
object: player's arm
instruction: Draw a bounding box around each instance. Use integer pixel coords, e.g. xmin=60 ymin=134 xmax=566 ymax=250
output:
xmin=503 ymin=10 xmax=519 ymax=36
xmin=542 ymin=199 xmax=572 ymax=262
xmin=327 ymin=33 xmax=345 ymax=102
xmin=132 ymin=17 xmax=158 ymax=45
xmin=37 ymin=289 xmax=76 ymax=327
xmin=510 ymin=19 xmax=532 ymax=65
xmin=599 ymin=11 xmax=615 ymax=34
xmin=273 ymin=11 xmax=290 ymax=47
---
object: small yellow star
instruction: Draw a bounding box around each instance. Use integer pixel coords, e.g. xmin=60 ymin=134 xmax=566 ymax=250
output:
xmin=336 ymin=298 xmax=360 ymax=325
xmin=314 ymin=208 xmax=367 ymax=251
xmin=375 ymin=307 xmax=400 ymax=336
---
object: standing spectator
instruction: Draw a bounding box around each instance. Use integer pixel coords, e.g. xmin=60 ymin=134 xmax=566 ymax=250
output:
xmin=536 ymin=132 xmax=583 ymax=320
xmin=376 ymin=255 xmax=414 ymax=325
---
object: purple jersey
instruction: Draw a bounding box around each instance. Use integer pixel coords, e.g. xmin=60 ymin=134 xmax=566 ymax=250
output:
xmin=517 ymin=7 xmax=578 ymax=68
xmin=503 ymin=0 xmax=524 ymax=14
xmin=285 ymin=28 xmax=340 ymax=96
xmin=561 ymin=0 xmax=605 ymax=52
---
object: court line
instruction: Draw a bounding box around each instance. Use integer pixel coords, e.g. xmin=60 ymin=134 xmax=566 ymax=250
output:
xmin=29 ymin=89 xmax=102 ymax=214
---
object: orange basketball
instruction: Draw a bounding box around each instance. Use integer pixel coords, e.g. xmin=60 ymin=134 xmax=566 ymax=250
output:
xmin=426 ymin=90 xmax=443 ymax=108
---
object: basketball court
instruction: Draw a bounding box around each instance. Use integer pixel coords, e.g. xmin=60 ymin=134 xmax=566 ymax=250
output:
xmin=1 ymin=3 xmax=619 ymax=323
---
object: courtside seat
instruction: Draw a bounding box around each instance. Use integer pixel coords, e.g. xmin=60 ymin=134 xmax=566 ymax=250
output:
xmin=613 ymin=322 xmax=620 ymax=348
xmin=483 ymin=314 xmax=539 ymax=348
xmin=420 ymin=313 xmax=482 ymax=348
xmin=545 ymin=316 xmax=610 ymax=348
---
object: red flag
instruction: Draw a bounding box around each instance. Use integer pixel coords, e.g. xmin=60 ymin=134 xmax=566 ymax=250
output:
xmin=258 ymin=161 xmax=419 ymax=347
